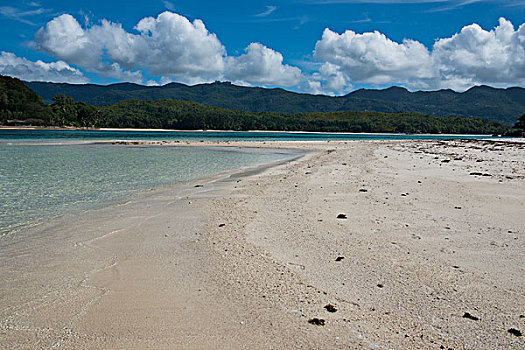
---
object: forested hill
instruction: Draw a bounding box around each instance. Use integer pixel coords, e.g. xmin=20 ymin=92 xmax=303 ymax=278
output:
xmin=1 ymin=75 xmax=52 ymax=123
xmin=24 ymin=80 xmax=525 ymax=125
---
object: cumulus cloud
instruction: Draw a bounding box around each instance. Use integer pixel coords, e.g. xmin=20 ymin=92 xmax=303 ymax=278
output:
xmin=226 ymin=43 xmax=302 ymax=87
xmin=35 ymin=14 xmax=143 ymax=83
xmin=312 ymin=18 xmax=525 ymax=93
xmin=33 ymin=11 xmax=301 ymax=87
xmin=313 ymin=28 xmax=434 ymax=93
xmin=0 ymin=51 xmax=87 ymax=83
xmin=432 ymin=17 xmax=525 ymax=90
xmin=132 ymin=12 xmax=226 ymax=79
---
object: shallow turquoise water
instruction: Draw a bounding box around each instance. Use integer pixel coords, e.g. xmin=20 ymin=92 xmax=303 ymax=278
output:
xmin=0 ymin=128 xmax=498 ymax=143
xmin=0 ymin=143 xmax=294 ymax=236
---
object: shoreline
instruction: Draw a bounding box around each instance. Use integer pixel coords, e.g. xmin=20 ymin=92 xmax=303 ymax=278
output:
xmin=1 ymin=139 xmax=524 ymax=349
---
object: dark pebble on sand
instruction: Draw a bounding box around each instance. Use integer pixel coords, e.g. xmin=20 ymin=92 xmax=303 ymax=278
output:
xmin=324 ymin=304 xmax=337 ymax=313
xmin=377 ymin=283 xmax=384 ymax=288
xmin=308 ymin=318 xmax=326 ymax=326
xmin=463 ymin=312 xmax=479 ymax=321
xmin=359 ymin=189 xmax=368 ymax=192
xmin=335 ymin=256 xmax=345 ymax=261
xmin=469 ymin=172 xmax=483 ymax=176
xmin=508 ymin=328 xmax=522 ymax=337
xmin=219 ymin=223 xmax=226 ymax=227
xmin=194 ymin=184 xmax=203 ymax=187
xmin=337 ymin=214 xmax=347 ymax=219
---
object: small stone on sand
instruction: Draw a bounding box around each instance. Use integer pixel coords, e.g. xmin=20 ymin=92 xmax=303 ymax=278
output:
xmin=324 ymin=304 xmax=337 ymax=312
xmin=508 ymin=328 xmax=522 ymax=337
xmin=463 ymin=312 xmax=479 ymax=321
xmin=308 ymin=318 xmax=326 ymax=326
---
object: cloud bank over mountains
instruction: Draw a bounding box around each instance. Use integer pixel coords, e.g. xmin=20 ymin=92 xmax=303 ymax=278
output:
xmin=1 ymin=11 xmax=524 ymax=94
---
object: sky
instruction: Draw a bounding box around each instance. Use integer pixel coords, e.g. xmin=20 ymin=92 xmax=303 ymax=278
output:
xmin=0 ymin=0 xmax=524 ymax=95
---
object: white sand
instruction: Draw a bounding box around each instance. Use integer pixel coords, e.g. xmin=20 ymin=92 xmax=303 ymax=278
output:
xmin=1 ymin=139 xmax=524 ymax=349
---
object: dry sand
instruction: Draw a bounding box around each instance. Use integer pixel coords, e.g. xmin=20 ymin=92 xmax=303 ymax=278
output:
xmin=1 ymin=139 xmax=524 ymax=349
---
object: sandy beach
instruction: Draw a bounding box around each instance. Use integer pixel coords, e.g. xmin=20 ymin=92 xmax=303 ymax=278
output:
xmin=1 ymin=139 xmax=524 ymax=349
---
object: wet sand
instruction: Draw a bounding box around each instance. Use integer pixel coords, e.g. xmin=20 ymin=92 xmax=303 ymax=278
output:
xmin=1 ymin=139 xmax=524 ymax=349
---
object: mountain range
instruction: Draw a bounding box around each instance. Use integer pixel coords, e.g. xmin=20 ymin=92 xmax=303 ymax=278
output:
xmin=24 ymin=81 xmax=525 ymax=126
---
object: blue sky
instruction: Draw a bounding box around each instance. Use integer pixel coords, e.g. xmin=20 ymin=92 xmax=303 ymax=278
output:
xmin=1 ymin=0 xmax=525 ymax=94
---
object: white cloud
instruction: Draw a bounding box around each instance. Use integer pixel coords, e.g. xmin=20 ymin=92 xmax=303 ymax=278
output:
xmin=34 ymin=14 xmax=143 ymax=83
xmin=312 ymin=18 xmax=525 ymax=94
xmin=34 ymin=11 xmax=304 ymax=88
xmin=34 ymin=12 xmax=225 ymax=84
xmin=132 ymin=12 xmax=226 ymax=80
xmin=313 ymin=27 xmax=434 ymax=93
xmin=0 ymin=5 xmax=49 ymax=26
xmin=162 ymin=1 xmax=175 ymax=11
xmin=432 ymin=17 xmax=525 ymax=90
xmin=255 ymin=6 xmax=277 ymax=17
xmin=0 ymin=51 xmax=87 ymax=83
xmin=226 ymin=43 xmax=302 ymax=87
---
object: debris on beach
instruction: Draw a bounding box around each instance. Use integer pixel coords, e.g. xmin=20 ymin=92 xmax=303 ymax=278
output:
xmin=462 ymin=312 xmax=479 ymax=321
xmin=359 ymin=188 xmax=368 ymax=192
xmin=335 ymin=256 xmax=345 ymax=261
xmin=337 ymin=214 xmax=347 ymax=219
xmin=508 ymin=328 xmax=522 ymax=337
xmin=308 ymin=318 xmax=326 ymax=326
xmin=377 ymin=283 xmax=384 ymax=288
xmin=324 ymin=304 xmax=337 ymax=312
xmin=194 ymin=184 xmax=203 ymax=187
xmin=219 ymin=223 xmax=226 ymax=227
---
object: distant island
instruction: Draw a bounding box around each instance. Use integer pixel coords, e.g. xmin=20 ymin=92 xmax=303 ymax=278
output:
xmin=1 ymin=75 xmax=522 ymax=135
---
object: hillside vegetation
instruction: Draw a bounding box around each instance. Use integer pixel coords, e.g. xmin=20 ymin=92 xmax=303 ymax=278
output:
xmin=0 ymin=75 xmax=512 ymax=134
xmin=0 ymin=75 xmax=52 ymax=124
xmin=24 ymin=80 xmax=525 ymax=125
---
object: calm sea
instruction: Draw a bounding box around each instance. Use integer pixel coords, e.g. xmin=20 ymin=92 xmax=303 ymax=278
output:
xmin=0 ymin=129 xmax=494 ymax=236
